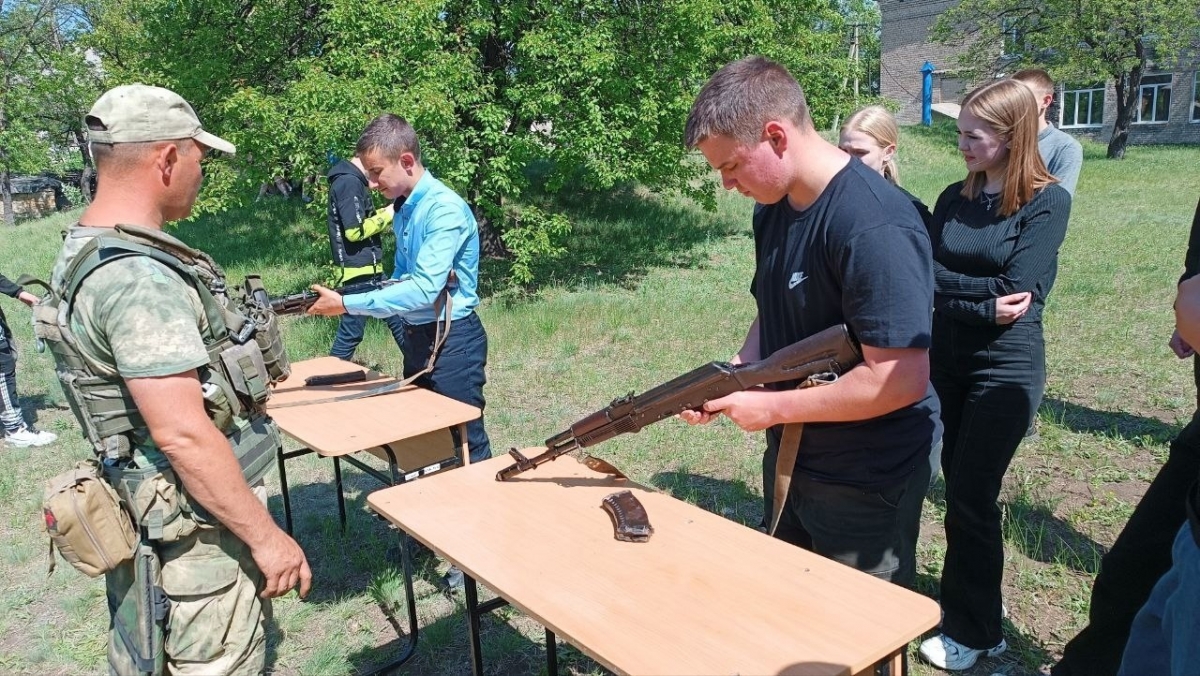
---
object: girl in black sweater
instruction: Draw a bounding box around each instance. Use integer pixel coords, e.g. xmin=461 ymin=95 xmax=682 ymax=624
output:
xmin=918 ymin=79 xmax=1072 ymax=671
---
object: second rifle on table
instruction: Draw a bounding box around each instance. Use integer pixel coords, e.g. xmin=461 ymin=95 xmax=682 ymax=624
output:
xmin=496 ymin=323 xmax=863 ymax=481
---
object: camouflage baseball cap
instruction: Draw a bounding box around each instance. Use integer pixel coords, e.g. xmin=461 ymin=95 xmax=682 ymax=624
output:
xmin=86 ymin=84 xmax=236 ymax=155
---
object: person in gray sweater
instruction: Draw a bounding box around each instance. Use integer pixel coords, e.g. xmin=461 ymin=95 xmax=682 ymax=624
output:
xmin=1012 ymin=69 xmax=1084 ymax=196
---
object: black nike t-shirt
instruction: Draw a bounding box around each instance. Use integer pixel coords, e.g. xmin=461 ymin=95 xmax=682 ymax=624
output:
xmin=751 ymin=158 xmax=942 ymax=489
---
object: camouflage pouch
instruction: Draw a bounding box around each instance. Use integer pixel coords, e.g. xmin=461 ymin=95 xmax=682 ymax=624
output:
xmin=43 ymin=461 xmax=138 ymax=577
xmin=104 ymin=462 xmax=218 ymax=544
xmin=219 ymin=341 xmax=270 ymax=408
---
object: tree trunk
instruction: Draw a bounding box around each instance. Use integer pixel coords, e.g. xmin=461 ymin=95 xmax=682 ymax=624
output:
xmin=1 ymin=168 xmax=14 ymax=226
xmin=73 ymin=127 xmax=95 ymax=203
xmin=471 ymin=191 xmax=511 ymax=259
xmin=1107 ymin=59 xmax=1143 ymax=159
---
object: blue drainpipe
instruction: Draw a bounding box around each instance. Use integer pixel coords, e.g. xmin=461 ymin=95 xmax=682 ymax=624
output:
xmin=921 ymin=61 xmax=935 ymax=126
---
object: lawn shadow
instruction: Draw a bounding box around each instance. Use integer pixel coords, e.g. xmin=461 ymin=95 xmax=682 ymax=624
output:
xmin=926 ymin=471 xmax=1105 ymax=574
xmin=264 ymin=476 xmax=437 ymax=601
xmin=1040 ymin=397 xmax=1180 ymax=446
xmin=18 ymin=394 xmax=69 ymax=424
xmin=1002 ymin=492 xmax=1106 ymax=575
xmin=648 ymin=470 xmax=763 ymax=528
xmin=480 ymin=183 xmax=745 ymax=300
xmin=269 ymin=472 xmax=610 ymax=675
xmin=170 ymin=201 xmax=326 ymax=282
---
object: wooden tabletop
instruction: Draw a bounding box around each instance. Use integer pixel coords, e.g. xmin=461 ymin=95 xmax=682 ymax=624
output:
xmin=267 ymin=357 xmax=480 ymax=456
xmin=367 ymin=455 xmax=941 ymax=676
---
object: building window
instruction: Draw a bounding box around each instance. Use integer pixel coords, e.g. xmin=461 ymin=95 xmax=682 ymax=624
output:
xmin=1136 ymin=74 xmax=1172 ymax=123
xmin=1060 ymin=83 xmax=1105 ymax=128
xmin=1192 ymin=72 xmax=1199 ymax=123
xmin=999 ymin=18 xmax=1027 ymax=58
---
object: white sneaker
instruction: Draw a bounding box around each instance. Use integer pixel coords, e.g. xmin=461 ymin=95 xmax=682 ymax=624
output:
xmin=5 ymin=428 xmax=57 ymax=447
xmin=918 ymin=634 xmax=1007 ymax=670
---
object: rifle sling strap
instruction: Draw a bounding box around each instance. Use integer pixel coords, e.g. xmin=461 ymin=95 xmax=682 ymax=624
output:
xmin=266 ymin=285 xmax=454 ymax=409
xmin=767 ymin=374 xmax=838 ymax=537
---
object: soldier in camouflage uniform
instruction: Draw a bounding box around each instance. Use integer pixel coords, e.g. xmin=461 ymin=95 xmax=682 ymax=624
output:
xmin=52 ymin=84 xmax=311 ymax=674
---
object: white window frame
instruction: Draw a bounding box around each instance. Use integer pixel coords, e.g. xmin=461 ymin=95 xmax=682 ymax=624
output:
xmin=1059 ymin=83 xmax=1105 ymax=128
xmin=1135 ymin=73 xmax=1172 ymax=124
xmin=1000 ymin=18 xmax=1023 ymax=57
xmin=1191 ymin=71 xmax=1199 ymax=123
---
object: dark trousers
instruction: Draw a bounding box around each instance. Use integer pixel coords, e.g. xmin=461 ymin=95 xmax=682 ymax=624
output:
xmin=932 ymin=317 xmax=1045 ymax=649
xmin=0 ymin=358 xmax=24 ymax=433
xmin=1053 ymin=359 xmax=1200 ymax=676
xmin=401 ymin=312 xmax=491 ymax=463
xmin=329 ymin=313 xmax=406 ymax=361
xmin=766 ymin=426 xmax=932 ymax=589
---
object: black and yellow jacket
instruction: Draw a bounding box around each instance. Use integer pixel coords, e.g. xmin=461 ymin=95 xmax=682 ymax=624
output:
xmin=326 ymin=160 xmax=392 ymax=285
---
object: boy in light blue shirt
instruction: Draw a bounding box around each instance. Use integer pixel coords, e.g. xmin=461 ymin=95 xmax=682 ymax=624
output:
xmin=308 ymin=114 xmax=491 ymax=466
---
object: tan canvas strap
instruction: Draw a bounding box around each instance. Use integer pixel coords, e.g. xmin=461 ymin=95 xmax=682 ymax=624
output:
xmin=266 ymin=286 xmax=455 ymax=409
xmin=767 ymin=373 xmax=841 ymax=537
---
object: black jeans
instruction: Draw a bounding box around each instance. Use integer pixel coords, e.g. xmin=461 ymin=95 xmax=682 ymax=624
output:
xmin=329 ymin=313 xmax=406 ymax=361
xmin=1052 ymin=358 xmax=1200 ymax=676
xmin=401 ymin=312 xmax=491 ymax=463
xmin=766 ymin=426 xmax=932 ymax=589
xmin=933 ymin=317 xmax=1045 ymax=649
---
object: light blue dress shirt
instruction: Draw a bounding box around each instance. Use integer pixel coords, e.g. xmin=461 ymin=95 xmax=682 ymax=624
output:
xmin=342 ymin=171 xmax=480 ymax=324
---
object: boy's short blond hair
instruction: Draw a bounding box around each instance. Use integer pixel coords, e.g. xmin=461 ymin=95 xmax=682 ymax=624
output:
xmin=1011 ymin=68 xmax=1055 ymax=98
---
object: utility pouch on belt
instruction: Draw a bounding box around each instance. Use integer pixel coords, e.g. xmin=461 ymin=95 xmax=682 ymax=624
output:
xmin=100 ymin=417 xmax=276 ymax=544
xmin=43 ymin=460 xmax=137 ymax=577
xmin=104 ymin=462 xmax=213 ymax=544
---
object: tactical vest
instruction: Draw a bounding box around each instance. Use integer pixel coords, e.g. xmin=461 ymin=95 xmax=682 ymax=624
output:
xmin=32 ymin=225 xmax=290 ymax=487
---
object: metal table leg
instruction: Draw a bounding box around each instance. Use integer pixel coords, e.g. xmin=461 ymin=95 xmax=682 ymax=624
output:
xmin=276 ymin=442 xmax=291 ymax=534
xmin=465 ymin=575 xmax=484 ymax=676
xmin=464 ymin=575 xmax=555 ymax=676
xmin=334 ymin=455 xmax=347 ymax=532
xmin=276 ymin=446 xmax=315 ymax=535
xmin=361 ymin=530 xmax=420 ymax=675
xmin=546 ymin=628 xmax=558 ymax=674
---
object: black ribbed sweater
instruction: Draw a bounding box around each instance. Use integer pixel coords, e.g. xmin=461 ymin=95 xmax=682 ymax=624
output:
xmin=928 ymin=181 xmax=1072 ymax=326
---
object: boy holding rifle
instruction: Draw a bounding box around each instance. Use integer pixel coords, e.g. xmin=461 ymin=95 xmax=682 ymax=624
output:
xmin=680 ymin=57 xmax=941 ymax=600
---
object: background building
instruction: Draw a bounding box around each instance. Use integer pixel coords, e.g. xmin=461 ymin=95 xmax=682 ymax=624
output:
xmin=880 ymin=0 xmax=1200 ymax=145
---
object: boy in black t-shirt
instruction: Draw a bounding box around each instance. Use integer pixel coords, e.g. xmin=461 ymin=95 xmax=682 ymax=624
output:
xmin=681 ymin=56 xmax=941 ymax=591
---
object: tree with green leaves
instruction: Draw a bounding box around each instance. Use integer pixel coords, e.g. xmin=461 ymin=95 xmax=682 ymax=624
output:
xmin=932 ymin=0 xmax=1200 ymax=159
xmin=0 ymin=1 xmax=102 ymax=224
xmin=86 ymin=0 xmax=860 ymax=286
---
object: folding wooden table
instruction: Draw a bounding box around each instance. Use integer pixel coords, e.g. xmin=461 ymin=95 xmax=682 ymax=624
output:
xmin=368 ymin=454 xmax=942 ymax=676
xmin=268 ymin=356 xmax=480 ymax=533
xmin=267 ymin=356 xmax=481 ymax=673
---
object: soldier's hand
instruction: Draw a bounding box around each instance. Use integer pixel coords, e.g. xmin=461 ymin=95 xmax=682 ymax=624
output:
xmin=306 ymin=284 xmax=346 ymax=317
xmin=252 ymin=528 xmax=313 ymax=599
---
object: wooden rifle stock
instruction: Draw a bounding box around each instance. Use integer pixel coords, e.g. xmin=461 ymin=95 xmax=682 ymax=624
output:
xmin=495 ymin=324 xmax=862 ymax=481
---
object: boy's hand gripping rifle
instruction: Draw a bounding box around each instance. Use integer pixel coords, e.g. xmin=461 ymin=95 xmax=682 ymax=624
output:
xmin=261 ymin=277 xmax=393 ymax=316
xmin=496 ymin=324 xmax=862 ymax=481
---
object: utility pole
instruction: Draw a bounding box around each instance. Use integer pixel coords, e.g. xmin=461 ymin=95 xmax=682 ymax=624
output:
xmin=831 ymin=23 xmax=864 ymax=132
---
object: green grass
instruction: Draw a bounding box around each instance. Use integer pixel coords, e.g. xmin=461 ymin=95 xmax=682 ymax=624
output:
xmin=0 ymin=131 xmax=1198 ymax=675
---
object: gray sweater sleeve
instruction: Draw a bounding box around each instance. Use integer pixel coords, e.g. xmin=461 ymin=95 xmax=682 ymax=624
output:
xmin=1042 ymin=127 xmax=1083 ymax=196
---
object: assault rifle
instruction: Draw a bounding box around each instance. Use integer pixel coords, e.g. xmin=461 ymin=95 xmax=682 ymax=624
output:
xmin=496 ymin=323 xmax=863 ymax=481
xmin=258 ymin=277 xmax=390 ymax=316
